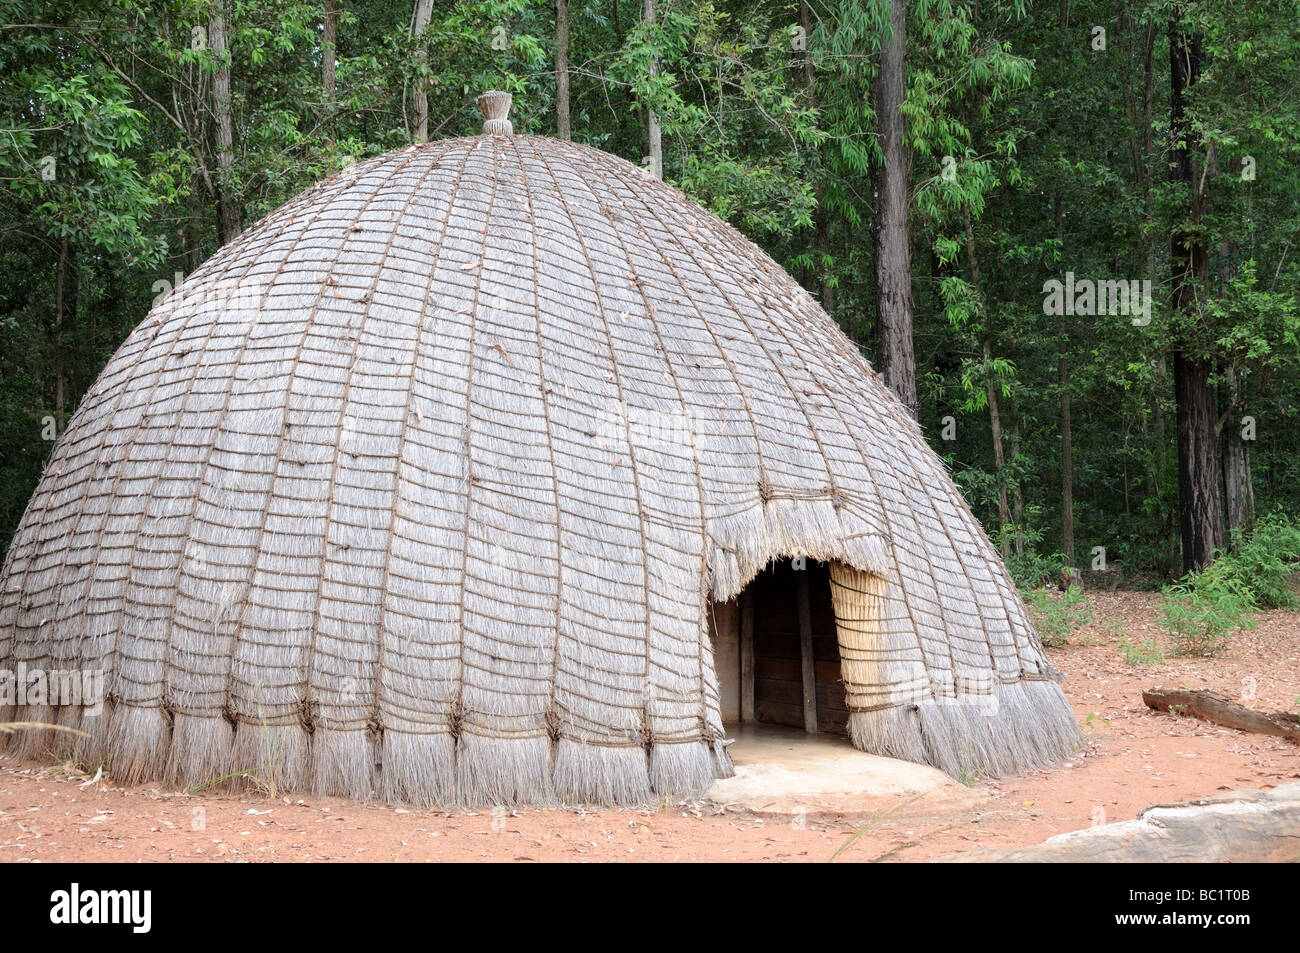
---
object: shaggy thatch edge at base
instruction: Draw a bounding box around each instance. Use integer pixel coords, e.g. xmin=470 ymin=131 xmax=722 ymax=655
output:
xmin=1 ymin=680 xmax=1076 ymax=808
xmin=847 ymin=679 xmax=1080 ymax=780
xmin=0 ymin=699 xmax=730 ymax=808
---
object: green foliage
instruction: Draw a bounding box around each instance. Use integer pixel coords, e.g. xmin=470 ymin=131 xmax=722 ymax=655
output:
xmin=609 ymin=0 xmax=825 ymax=232
xmin=1023 ymin=585 xmax=1091 ymax=648
xmin=1005 ymin=546 xmax=1066 ymax=590
xmin=1117 ymin=635 xmax=1165 ymax=667
xmin=1218 ymin=513 xmax=1300 ymax=609
xmin=1081 ymin=713 xmax=1110 ymax=730
xmin=1154 ymin=512 xmax=1298 ymax=654
xmin=0 ymin=0 xmax=1299 ymax=586
xmin=3 ymin=72 xmax=164 ymax=262
xmin=1158 ymin=561 xmax=1258 ymax=657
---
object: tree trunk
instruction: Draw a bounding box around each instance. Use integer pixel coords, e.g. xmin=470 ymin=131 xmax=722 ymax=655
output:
xmin=964 ymin=206 xmax=1010 ymax=558
xmin=1169 ymin=12 xmax=1223 ymax=573
xmin=323 ymin=0 xmax=340 ymax=102
xmin=1147 ymin=37 xmax=1174 ymax=565
xmin=1222 ymin=369 xmax=1256 ymax=539
xmin=870 ymin=0 xmax=916 ymax=417
xmin=186 ymin=177 xmax=205 ymax=273
xmin=795 ymin=0 xmax=832 ymax=313
xmin=53 ymin=239 xmax=76 ymax=433
xmin=209 ymin=4 xmax=241 ymax=244
xmin=1010 ymin=417 xmax=1026 ymax=557
xmin=410 ymin=0 xmax=433 ymax=142
xmin=1223 ymin=437 xmax=1255 ymax=541
xmin=987 ymin=375 xmax=1011 ymax=561
xmin=798 ymin=0 xmax=815 ymax=87
xmin=643 ymin=0 xmax=662 ymax=178
xmin=555 ymin=0 xmax=571 ymax=139
xmin=1055 ymin=196 xmax=1074 ymax=567
xmin=1057 ymin=330 xmax=1073 ymax=567
xmin=1174 ymin=355 xmax=1223 ymax=571
xmin=1117 ymin=13 xmax=1172 ymax=565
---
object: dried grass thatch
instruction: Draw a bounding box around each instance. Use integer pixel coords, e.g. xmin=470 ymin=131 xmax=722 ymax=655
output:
xmin=0 ymin=127 xmax=1078 ymax=806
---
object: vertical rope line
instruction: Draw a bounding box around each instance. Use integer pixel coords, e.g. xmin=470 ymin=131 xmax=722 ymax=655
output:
xmin=153 ymin=151 xmax=434 ymax=719
xmin=598 ymin=164 xmax=839 ymax=506
xmin=526 ymin=141 xmax=661 ymax=744
xmin=451 ymin=137 xmax=505 ymax=737
xmin=218 ymin=148 xmax=426 ymax=725
xmin=68 ymin=157 xmax=372 ymax=707
xmin=505 ymin=140 xmax=612 ymax=744
xmin=552 ymin=155 xmax=720 ymax=744
xmin=369 ymin=140 xmax=477 ymax=738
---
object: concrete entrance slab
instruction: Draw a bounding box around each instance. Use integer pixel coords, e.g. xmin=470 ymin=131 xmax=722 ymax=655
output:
xmin=706 ymin=724 xmax=987 ymax=817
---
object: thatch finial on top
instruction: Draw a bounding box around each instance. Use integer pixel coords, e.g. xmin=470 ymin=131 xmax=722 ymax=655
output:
xmin=478 ymin=90 xmax=513 ymax=135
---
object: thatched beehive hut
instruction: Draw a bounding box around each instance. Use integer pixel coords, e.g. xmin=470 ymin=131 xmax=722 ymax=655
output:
xmin=0 ymin=94 xmax=1078 ymax=807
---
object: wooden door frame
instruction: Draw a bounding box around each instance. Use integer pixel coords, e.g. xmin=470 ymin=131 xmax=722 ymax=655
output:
xmin=740 ymin=588 xmax=755 ymax=723
xmin=737 ymin=561 xmax=820 ymax=733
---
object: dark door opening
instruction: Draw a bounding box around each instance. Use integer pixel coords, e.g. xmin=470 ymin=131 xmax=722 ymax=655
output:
xmin=739 ymin=558 xmax=847 ymax=734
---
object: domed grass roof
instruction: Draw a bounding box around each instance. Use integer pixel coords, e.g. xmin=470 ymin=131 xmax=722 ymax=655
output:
xmin=0 ymin=108 xmax=1077 ymax=807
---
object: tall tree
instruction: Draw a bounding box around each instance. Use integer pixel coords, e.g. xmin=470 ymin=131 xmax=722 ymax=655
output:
xmin=1054 ymin=195 xmax=1073 ymax=568
xmin=209 ymin=2 xmax=242 ymax=243
xmin=795 ymin=0 xmax=833 ymax=311
xmin=555 ymin=0 xmax=571 ymax=138
xmin=52 ymin=239 xmax=74 ymax=431
xmin=323 ymin=0 xmax=341 ymax=102
xmin=1222 ymin=369 xmax=1256 ymax=537
xmin=410 ymin=0 xmax=433 ymax=141
xmin=643 ymin=0 xmax=662 ymax=178
xmin=964 ymin=204 xmax=1012 ymax=557
xmin=871 ymin=0 xmax=916 ymax=416
xmin=1169 ymin=7 xmax=1224 ymax=572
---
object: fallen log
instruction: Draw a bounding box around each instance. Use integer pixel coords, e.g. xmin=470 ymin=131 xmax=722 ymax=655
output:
xmin=1142 ymin=686 xmax=1300 ymax=742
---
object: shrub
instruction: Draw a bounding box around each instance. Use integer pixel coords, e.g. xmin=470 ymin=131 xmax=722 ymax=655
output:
xmin=1158 ymin=561 xmax=1257 ymax=656
xmin=1117 ymin=635 xmax=1165 ymax=666
xmin=1005 ymin=547 xmax=1067 ymax=591
xmin=1218 ymin=512 xmax=1300 ymax=609
xmin=1024 ymin=585 xmax=1092 ymax=647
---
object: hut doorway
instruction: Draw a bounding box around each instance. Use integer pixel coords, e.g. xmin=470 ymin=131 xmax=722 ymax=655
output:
xmin=711 ymin=558 xmax=848 ymax=735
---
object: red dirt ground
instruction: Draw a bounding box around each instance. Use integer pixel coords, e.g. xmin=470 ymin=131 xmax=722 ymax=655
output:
xmin=2 ymin=591 xmax=1296 ymax=862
